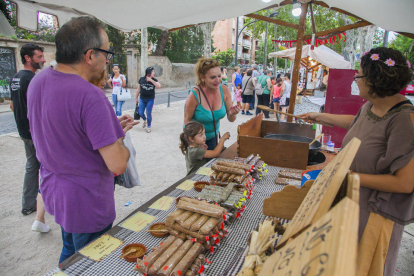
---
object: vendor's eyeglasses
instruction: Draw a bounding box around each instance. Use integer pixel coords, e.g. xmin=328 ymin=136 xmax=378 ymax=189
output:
xmin=353 ymin=75 xmax=364 ymax=81
xmin=201 ymin=59 xmax=218 ymax=70
xmin=84 ymin=48 xmax=114 ymax=60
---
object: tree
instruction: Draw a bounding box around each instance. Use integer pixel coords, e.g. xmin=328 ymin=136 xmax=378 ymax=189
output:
xmin=154 ymin=30 xmax=169 ymax=56
xmin=212 ymin=48 xmax=235 ymax=66
xmin=200 ymin=22 xmax=215 ymax=58
xmin=389 ymin=34 xmax=414 ymax=70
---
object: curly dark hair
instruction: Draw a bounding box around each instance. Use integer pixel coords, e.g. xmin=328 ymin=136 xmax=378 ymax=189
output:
xmin=360 ymin=47 xmax=413 ymax=98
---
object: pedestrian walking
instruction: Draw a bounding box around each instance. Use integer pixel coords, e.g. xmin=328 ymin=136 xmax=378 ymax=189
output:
xmin=231 ymin=66 xmax=242 ymax=104
xmin=280 ymin=72 xmax=292 ymax=121
xmin=253 ymin=70 xmax=272 ymax=118
xmin=10 ymin=43 xmax=50 ymax=232
xmin=271 ymin=78 xmax=283 ymax=121
xmin=27 ymin=17 xmax=137 ymax=264
xmin=240 ymin=70 xmax=254 ymax=115
xmin=136 ymin=67 xmax=161 ymax=133
xmin=107 ymin=64 xmax=126 ymax=116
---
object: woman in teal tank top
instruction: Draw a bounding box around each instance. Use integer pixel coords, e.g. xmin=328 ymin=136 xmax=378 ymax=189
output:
xmin=184 ymin=58 xmax=240 ymax=150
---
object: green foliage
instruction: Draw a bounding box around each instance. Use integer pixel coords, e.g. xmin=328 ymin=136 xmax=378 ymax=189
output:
xmin=212 ymin=48 xmax=235 ymax=66
xmin=373 ymin=29 xmax=385 ymax=48
xmin=164 ymin=27 xmax=206 ymax=63
xmin=0 ymin=0 xmax=11 ymax=22
xmin=389 ymin=34 xmax=414 ymax=70
xmin=106 ymin=24 xmax=126 ymax=54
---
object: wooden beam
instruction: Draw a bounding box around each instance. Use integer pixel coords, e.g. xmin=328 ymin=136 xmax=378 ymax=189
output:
xmin=287 ymin=2 xmax=308 ymax=122
xmin=303 ymin=21 xmax=371 ymax=40
xmin=309 ymin=62 xmax=321 ymax=70
xmin=312 ymin=1 xmax=364 ymax=20
xmin=245 ymin=13 xmax=299 ymax=30
xmin=168 ymin=24 xmax=195 ymax=32
xmin=309 ymin=3 xmax=317 ymax=34
xmin=398 ymin=32 xmax=414 ymax=39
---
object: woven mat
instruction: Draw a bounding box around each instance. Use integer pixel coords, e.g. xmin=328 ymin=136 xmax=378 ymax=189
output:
xmin=45 ymin=159 xmax=289 ymax=276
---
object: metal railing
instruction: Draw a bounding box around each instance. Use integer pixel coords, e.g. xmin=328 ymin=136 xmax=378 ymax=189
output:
xmin=167 ymin=88 xmax=190 ymax=107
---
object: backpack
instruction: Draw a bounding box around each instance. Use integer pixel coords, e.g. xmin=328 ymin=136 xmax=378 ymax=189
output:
xmin=255 ymin=75 xmax=266 ymax=95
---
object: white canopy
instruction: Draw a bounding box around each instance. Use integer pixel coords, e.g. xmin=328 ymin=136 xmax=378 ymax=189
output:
xmin=269 ymin=45 xmax=351 ymax=69
xmin=11 ymin=0 xmax=414 ymax=34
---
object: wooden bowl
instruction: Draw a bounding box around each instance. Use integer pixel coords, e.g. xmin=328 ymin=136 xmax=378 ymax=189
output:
xmin=194 ymin=181 xmax=210 ymax=192
xmin=122 ymin=243 xmax=147 ymax=262
xmin=149 ymin=223 xmax=169 ymax=238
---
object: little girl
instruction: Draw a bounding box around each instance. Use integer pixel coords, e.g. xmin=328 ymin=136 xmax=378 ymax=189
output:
xmin=235 ymin=83 xmax=242 ymax=108
xmin=272 ymin=78 xmax=283 ymax=121
xmin=180 ymin=121 xmax=230 ymax=175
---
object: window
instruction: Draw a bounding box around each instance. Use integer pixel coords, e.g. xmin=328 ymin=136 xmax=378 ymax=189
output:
xmin=232 ymin=44 xmax=234 ymax=50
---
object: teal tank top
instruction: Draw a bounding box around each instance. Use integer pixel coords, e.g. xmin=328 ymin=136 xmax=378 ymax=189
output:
xmin=190 ymin=85 xmax=227 ymax=141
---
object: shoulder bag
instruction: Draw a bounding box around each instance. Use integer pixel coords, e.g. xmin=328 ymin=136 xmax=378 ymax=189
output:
xmin=242 ymin=77 xmax=251 ymax=95
xmin=117 ymin=86 xmax=132 ymax=101
xmin=255 ymin=75 xmax=265 ymax=95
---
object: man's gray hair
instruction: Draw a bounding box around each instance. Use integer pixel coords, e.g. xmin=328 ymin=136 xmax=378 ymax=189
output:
xmin=55 ymin=17 xmax=105 ymax=64
xmin=252 ymin=64 xmax=258 ymax=69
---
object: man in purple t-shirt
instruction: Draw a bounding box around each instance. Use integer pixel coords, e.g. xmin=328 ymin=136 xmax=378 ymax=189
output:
xmin=27 ymin=17 xmax=136 ymax=264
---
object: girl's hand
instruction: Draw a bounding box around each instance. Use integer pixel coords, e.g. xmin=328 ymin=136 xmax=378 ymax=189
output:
xmin=201 ymin=144 xmax=208 ymax=150
xmin=229 ymin=105 xmax=240 ymax=116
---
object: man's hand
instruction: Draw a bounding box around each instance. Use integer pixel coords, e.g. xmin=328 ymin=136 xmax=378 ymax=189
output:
xmin=119 ymin=114 xmax=139 ymax=133
xmin=146 ymin=77 xmax=153 ymax=82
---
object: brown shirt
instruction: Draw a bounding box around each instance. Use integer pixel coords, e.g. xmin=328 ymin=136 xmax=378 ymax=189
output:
xmin=342 ymin=101 xmax=414 ymax=225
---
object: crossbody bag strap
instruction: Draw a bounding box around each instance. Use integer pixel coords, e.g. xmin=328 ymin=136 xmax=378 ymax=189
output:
xmin=193 ymin=86 xmax=218 ymax=146
xmin=242 ymin=77 xmax=251 ymax=95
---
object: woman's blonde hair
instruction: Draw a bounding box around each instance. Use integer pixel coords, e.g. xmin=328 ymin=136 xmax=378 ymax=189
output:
xmin=195 ymin=57 xmax=221 ymax=85
xmin=90 ymin=69 xmax=107 ymax=88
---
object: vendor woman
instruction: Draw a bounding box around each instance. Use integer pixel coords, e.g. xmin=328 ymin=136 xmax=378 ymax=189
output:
xmin=302 ymin=47 xmax=414 ymax=276
xmin=184 ymin=58 xmax=240 ymax=150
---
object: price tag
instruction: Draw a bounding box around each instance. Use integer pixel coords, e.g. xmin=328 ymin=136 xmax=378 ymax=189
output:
xmin=79 ymin=235 xmax=123 ymax=262
xmin=119 ymin=212 xmax=156 ymax=232
xmin=196 ymin=167 xmax=213 ymax=176
xmin=177 ymin=180 xmax=195 ymax=191
xmin=149 ymin=196 xmax=175 ymax=210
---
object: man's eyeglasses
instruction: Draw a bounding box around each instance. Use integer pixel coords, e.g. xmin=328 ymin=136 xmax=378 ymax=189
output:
xmin=354 ymin=75 xmax=364 ymax=81
xmin=84 ymin=48 xmax=114 ymax=60
xmin=201 ymin=59 xmax=218 ymax=70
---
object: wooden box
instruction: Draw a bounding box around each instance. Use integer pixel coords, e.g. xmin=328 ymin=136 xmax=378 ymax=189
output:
xmin=237 ymin=113 xmax=315 ymax=169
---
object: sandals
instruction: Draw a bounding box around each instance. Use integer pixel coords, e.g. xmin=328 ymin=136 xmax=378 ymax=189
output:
xmin=142 ymin=121 xmax=147 ymax=128
xmin=146 ymin=128 xmax=151 ymax=133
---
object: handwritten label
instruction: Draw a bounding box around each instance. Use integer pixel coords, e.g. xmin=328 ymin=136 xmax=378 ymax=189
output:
xmin=79 ymin=235 xmax=123 ymax=262
xmin=196 ymin=167 xmax=213 ymax=176
xmin=176 ymin=180 xmax=195 ymax=191
xmin=149 ymin=196 xmax=175 ymax=210
xmin=119 ymin=212 xmax=156 ymax=232
xmin=51 ymin=271 xmax=68 ymax=276
xmin=259 ymin=198 xmax=358 ymax=276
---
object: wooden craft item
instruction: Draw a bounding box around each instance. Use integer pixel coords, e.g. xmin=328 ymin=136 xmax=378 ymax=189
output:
xmin=277 ymin=137 xmax=361 ymax=246
xmin=310 ymin=133 xmax=324 ymax=146
xmin=259 ymin=198 xmax=359 ymax=276
xmin=239 ymin=136 xmax=309 ymax=169
xmin=274 ymin=177 xmax=301 ymax=186
xmin=257 ymin=105 xmax=333 ymax=127
xmin=263 ymin=180 xmax=313 ymax=220
xmin=237 ymin=113 xmax=263 ymax=155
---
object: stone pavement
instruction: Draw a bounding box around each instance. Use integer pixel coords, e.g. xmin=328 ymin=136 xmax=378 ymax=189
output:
xmin=0 ymin=85 xmax=190 ymax=136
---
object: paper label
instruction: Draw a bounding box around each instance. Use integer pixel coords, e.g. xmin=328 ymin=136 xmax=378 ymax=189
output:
xmin=351 ymin=81 xmax=360 ymax=95
xmin=197 ymin=167 xmax=213 ymax=176
xmin=149 ymin=196 xmax=175 ymax=210
xmin=176 ymin=180 xmax=195 ymax=191
xmin=51 ymin=271 xmax=68 ymax=276
xmin=119 ymin=212 xmax=156 ymax=232
xmin=79 ymin=234 xmax=123 ymax=262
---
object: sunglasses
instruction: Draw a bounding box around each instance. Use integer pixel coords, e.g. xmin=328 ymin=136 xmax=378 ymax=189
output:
xmin=84 ymin=48 xmax=114 ymax=60
xmin=201 ymin=59 xmax=218 ymax=70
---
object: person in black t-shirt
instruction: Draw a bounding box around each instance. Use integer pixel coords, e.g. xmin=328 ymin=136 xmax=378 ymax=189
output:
xmin=135 ymin=67 xmax=161 ymax=133
xmin=10 ymin=43 xmax=50 ymax=232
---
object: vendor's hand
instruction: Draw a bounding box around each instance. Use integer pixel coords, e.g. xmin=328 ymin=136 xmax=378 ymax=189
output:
xmin=299 ymin=112 xmax=320 ymax=124
xmin=221 ymin=132 xmax=230 ymax=141
xmin=229 ymin=105 xmax=240 ymax=116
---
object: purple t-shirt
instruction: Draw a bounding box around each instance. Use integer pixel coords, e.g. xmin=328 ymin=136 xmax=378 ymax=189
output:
xmin=27 ymin=67 xmax=125 ymax=233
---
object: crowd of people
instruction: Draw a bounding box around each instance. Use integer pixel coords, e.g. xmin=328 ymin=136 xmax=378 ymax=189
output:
xmin=8 ymin=15 xmax=414 ymax=276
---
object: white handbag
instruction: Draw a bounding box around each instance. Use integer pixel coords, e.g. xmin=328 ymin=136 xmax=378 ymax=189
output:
xmin=117 ymin=86 xmax=131 ymax=101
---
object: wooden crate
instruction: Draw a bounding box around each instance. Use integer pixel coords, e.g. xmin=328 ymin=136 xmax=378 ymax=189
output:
xmin=237 ymin=114 xmax=316 ymax=170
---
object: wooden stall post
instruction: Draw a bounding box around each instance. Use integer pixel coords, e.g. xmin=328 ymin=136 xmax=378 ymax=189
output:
xmin=287 ymin=2 xmax=308 ymax=122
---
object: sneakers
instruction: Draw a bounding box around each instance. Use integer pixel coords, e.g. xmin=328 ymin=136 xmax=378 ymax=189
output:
xmin=21 ymin=208 xmax=36 ymax=216
xmin=246 ymin=111 xmax=253 ymax=115
xmin=31 ymin=220 xmax=50 ymax=233
xmin=241 ymin=110 xmax=245 ymax=115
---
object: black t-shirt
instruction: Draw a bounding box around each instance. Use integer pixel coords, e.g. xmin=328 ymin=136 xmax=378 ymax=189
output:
xmin=11 ymin=70 xmax=35 ymax=139
xmin=138 ymin=77 xmax=158 ymax=100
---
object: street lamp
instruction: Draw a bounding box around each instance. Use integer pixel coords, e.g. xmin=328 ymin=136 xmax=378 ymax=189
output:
xmin=292 ymin=0 xmax=302 ymax=17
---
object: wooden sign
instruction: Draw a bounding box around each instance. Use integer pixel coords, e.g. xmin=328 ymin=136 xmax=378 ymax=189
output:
xmin=259 ymin=197 xmax=358 ymax=276
xmin=262 ymin=180 xmax=314 ymax=220
xmin=176 ymin=180 xmax=195 ymax=191
xmin=119 ymin=212 xmax=156 ymax=232
xmin=149 ymin=196 xmax=175 ymax=210
xmin=79 ymin=235 xmax=123 ymax=262
xmin=196 ymin=167 xmax=213 ymax=176
xmin=278 ymin=137 xmax=361 ymax=245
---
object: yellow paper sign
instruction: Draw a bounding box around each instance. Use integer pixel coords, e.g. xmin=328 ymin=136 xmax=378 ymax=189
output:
xmin=51 ymin=271 xmax=67 ymax=276
xmin=177 ymin=180 xmax=195 ymax=191
xmin=149 ymin=196 xmax=175 ymax=210
xmin=197 ymin=167 xmax=213 ymax=176
xmin=120 ymin=212 xmax=156 ymax=232
xmin=79 ymin=235 xmax=123 ymax=262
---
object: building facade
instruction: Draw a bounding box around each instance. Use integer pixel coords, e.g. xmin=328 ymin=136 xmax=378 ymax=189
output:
xmin=212 ymin=17 xmax=259 ymax=65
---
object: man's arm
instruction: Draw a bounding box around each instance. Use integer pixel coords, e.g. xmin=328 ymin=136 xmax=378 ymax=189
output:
xmin=98 ymin=138 xmax=130 ymax=175
xmin=267 ymin=78 xmax=272 ymax=91
xmin=9 ymin=100 xmax=13 ymax=112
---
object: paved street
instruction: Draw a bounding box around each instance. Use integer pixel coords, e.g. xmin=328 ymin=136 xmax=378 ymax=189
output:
xmin=0 ymin=90 xmax=189 ymax=136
